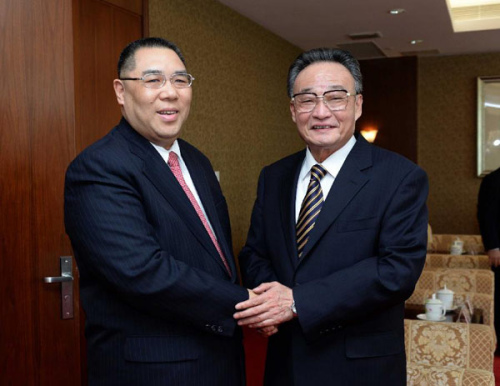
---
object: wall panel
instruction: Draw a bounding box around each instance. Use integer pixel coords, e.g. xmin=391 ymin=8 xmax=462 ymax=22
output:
xmin=358 ymin=56 xmax=418 ymax=163
xmin=419 ymin=53 xmax=500 ymax=234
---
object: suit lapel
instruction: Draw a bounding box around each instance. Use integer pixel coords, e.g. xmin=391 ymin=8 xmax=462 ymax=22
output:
xmin=298 ymin=135 xmax=372 ymax=265
xmin=280 ymin=151 xmax=305 ymax=269
xmin=117 ymin=121 xmax=224 ymax=272
xmin=180 ymin=141 xmax=236 ymax=278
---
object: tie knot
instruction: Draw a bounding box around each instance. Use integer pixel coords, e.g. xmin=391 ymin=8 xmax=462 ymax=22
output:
xmin=168 ymin=151 xmax=180 ymax=168
xmin=311 ymin=164 xmax=326 ymax=181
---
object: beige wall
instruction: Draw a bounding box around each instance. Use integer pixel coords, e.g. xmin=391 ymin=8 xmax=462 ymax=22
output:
xmin=149 ymin=0 xmax=303 ymax=251
xmin=418 ymin=53 xmax=500 ymax=234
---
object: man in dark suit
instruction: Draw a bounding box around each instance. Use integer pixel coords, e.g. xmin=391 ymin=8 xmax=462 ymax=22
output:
xmin=478 ymin=166 xmax=500 ymax=348
xmin=234 ymin=48 xmax=428 ymax=385
xmin=65 ymin=37 xmax=251 ymax=386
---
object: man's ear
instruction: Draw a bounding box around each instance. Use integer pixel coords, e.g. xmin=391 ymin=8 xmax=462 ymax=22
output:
xmin=354 ymin=94 xmax=363 ymax=121
xmin=113 ymin=79 xmax=125 ymax=106
xmin=290 ymin=102 xmax=297 ymax=123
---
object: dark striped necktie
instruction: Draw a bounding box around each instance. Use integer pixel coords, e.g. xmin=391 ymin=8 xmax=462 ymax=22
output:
xmin=296 ymin=164 xmax=327 ymax=258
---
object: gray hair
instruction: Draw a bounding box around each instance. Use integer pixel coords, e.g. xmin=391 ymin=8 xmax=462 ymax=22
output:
xmin=287 ymin=48 xmax=363 ymax=97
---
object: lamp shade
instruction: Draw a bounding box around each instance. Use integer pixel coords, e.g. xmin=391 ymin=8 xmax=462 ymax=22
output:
xmin=360 ymin=128 xmax=378 ymax=143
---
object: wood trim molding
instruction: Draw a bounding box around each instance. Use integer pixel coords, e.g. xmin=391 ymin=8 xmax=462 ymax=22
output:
xmin=103 ymin=0 xmax=142 ymax=15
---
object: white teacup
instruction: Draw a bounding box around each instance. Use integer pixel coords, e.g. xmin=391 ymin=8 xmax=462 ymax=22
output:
xmin=450 ymin=239 xmax=464 ymax=255
xmin=436 ymin=285 xmax=454 ymax=310
xmin=425 ymin=294 xmax=446 ymax=321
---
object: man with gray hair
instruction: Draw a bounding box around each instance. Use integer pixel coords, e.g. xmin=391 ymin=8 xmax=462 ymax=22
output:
xmin=234 ymin=48 xmax=428 ymax=385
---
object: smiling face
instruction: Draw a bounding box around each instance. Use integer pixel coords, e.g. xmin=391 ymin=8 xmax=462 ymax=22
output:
xmin=290 ymin=61 xmax=363 ymax=162
xmin=113 ymin=47 xmax=192 ymax=149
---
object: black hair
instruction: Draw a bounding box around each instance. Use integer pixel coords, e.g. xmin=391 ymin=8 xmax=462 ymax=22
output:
xmin=117 ymin=37 xmax=186 ymax=77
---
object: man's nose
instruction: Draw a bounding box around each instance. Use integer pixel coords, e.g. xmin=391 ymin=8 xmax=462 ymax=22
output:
xmin=312 ymin=98 xmax=332 ymax=118
xmin=159 ymin=81 xmax=178 ymax=99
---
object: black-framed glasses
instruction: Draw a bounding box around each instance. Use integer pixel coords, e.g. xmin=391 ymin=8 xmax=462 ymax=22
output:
xmin=291 ymin=89 xmax=355 ymax=113
xmin=119 ymin=73 xmax=195 ymax=89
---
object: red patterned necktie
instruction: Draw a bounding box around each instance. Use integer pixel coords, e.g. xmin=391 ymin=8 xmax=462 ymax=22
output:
xmin=168 ymin=151 xmax=231 ymax=276
xmin=296 ymin=164 xmax=327 ymax=258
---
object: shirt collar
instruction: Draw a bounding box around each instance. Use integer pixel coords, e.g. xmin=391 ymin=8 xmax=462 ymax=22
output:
xmin=150 ymin=140 xmax=183 ymax=161
xmin=299 ymin=135 xmax=356 ymax=182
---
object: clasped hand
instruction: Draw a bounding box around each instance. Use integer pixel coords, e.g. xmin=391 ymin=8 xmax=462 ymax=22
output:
xmin=488 ymin=249 xmax=500 ymax=267
xmin=234 ymin=282 xmax=294 ymax=337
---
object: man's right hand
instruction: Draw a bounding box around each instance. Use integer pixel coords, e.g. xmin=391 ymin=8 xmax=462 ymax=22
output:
xmin=246 ymin=289 xmax=278 ymax=337
xmin=488 ymin=249 xmax=500 ymax=267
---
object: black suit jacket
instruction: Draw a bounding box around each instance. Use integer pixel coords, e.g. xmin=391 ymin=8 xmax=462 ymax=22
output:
xmin=239 ymin=135 xmax=428 ymax=386
xmin=65 ymin=118 xmax=248 ymax=386
xmin=478 ymin=167 xmax=500 ymax=251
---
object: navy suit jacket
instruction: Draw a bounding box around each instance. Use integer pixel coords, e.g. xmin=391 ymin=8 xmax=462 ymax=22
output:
xmin=239 ymin=134 xmax=428 ymax=386
xmin=478 ymin=167 xmax=500 ymax=251
xmin=65 ymin=118 xmax=248 ymax=386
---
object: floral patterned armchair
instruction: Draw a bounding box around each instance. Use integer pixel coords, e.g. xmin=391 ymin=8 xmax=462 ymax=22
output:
xmin=405 ymin=319 xmax=495 ymax=385
xmin=424 ymin=254 xmax=491 ymax=271
xmin=429 ymin=234 xmax=484 ymax=255
xmin=415 ymin=269 xmax=494 ymax=296
xmin=407 ymin=362 xmax=495 ymax=385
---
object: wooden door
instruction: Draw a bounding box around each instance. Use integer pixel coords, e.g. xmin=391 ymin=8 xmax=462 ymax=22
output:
xmin=0 ymin=0 xmax=81 ymax=384
xmin=74 ymin=0 xmax=144 ymax=151
xmin=0 ymin=0 xmax=144 ymax=384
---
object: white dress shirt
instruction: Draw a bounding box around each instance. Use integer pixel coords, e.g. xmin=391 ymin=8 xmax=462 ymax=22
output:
xmin=295 ymin=136 xmax=357 ymax=223
xmin=151 ymin=140 xmax=217 ymax=237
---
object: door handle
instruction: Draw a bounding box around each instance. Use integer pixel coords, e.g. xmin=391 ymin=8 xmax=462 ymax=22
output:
xmin=44 ymin=275 xmax=73 ymax=283
xmin=43 ymin=256 xmax=74 ymax=319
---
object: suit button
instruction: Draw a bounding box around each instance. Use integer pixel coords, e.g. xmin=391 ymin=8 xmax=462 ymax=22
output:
xmin=205 ymin=324 xmax=211 ymax=330
xmin=218 ymin=326 xmax=223 ymax=333
xmin=211 ymin=325 xmax=217 ymax=332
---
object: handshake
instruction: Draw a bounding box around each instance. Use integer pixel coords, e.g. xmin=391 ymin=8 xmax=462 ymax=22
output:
xmin=233 ymin=281 xmax=294 ymax=337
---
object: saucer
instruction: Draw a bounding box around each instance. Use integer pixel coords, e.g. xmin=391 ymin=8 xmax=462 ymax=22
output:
xmin=445 ymin=305 xmax=458 ymax=312
xmin=417 ymin=314 xmax=446 ymax=322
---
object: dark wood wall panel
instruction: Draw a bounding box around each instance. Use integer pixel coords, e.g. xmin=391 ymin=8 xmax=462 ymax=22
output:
xmin=75 ymin=0 xmax=142 ymax=153
xmin=358 ymin=56 xmax=418 ymax=163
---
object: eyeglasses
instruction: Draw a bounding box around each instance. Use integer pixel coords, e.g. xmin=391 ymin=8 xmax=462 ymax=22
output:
xmin=119 ymin=73 xmax=195 ymax=89
xmin=291 ymin=89 xmax=355 ymax=113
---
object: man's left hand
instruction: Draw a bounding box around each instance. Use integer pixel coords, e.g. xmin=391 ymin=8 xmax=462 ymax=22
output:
xmin=257 ymin=325 xmax=279 ymax=337
xmin=234 ymin=282 xmax=294 ymax=328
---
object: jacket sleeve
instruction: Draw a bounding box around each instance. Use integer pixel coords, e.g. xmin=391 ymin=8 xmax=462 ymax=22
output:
xmin=239 ymin=168 xmax=280 ymax=288
xmin=64 ymin=150 xmax=248 ymax=337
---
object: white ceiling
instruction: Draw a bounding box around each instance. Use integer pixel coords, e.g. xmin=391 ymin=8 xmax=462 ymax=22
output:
xmin=217 ymin=0 xmax=500 ymax=59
